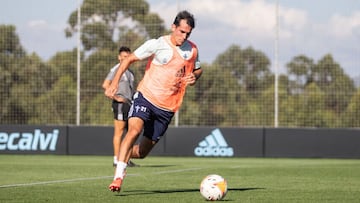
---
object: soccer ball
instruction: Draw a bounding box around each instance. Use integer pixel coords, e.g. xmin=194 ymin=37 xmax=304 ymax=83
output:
xmin=200 ymin=174 xmax=228 ymax=201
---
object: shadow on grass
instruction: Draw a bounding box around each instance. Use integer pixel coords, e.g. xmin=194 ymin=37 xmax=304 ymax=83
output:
xmin=116 ymin=187 xmax=264 ymax=197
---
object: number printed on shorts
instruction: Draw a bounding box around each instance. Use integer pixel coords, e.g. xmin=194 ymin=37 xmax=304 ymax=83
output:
xmin=135 ymin=105 xmax=147 ymax=113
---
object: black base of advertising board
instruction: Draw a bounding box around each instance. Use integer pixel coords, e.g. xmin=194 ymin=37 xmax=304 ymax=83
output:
xmin=1 ymin=125 xmax=359 ymax=158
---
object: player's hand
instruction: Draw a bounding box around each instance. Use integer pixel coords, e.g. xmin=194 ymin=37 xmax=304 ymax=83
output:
xmin=105 ymin=86 xmax=117 ymax=99
xmin=183 ymin=73 xmax=196 ymax=86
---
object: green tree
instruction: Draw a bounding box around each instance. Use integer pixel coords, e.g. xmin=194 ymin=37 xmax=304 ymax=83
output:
xmin=0 ymin=25 xmax=56 ymax=124
xmin=47 ymin=49 xmax=79 ymax=83
xmin=0 ymin=25 xmax=25 ymax=58
xmin=258 ymin=74 xmax=290 ymax=127
xmin=117 ymin=29 xmax=148 ymax=51
xmin=314 ymin=54 xmax=356 ymax=114
xmin=286 ymin=54 xmax=356 ymax=126
xmin=285 ymin=83 xmax=328 ymax=127
xmin=65 ymin=0 xmax=166 ymax=51
xmin=64 ymin=0 xmax=167 ymax=125
xmin=0 ymin=25 xmax=26 ymax=123
xmin=213 ymin=45 xmax=272 ymax=96
xmin=342 ymin=88 xmax=360 ymax=127
xmin=12 ymin=54 xmax=57 ymax=123
xmin=32 ymin=76 xmax=76 ymax=124
xmin=85 ymin=93 xmax=113 ymax=125
xmin=183 ymin=63 xmax=243 ymax=126
xmin=81 ymin=49 xmax=114 ymax=93
xmin=207 ymin=44 xmax=273 ymax=127
xmin=80 ymin=49 xmax=114 ymax=124
xmin=286 ymin=55 xmax=315 ymax=93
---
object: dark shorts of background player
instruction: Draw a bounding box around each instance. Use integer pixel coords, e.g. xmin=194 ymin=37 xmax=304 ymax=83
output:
xmin=112 ymin=100 xmax=131 ymax=121
xmin=129 ymin=92 xmax=174 ymax=142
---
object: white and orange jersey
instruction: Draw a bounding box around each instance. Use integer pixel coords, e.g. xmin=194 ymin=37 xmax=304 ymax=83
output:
xmin=134 ymin=35 xmax=200 ymax=112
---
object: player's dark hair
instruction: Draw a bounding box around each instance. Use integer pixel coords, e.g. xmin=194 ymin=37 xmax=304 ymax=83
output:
xmin=119 ymin=46 xmax=131 ymax=54
xmin=173 ymin=10 xmax=195 ymax=28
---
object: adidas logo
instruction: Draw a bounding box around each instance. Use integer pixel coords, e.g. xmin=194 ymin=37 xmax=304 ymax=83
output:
xmin=194 ymin=128 xmax=234 ymax=157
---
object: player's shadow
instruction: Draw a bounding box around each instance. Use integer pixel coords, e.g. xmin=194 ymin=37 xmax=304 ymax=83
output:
xmin=117 ymin=187 xmax=263 ymax=197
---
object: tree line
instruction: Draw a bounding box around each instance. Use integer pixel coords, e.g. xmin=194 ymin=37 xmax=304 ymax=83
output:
xmin=1 ymin=0 xmax=359 ymax=127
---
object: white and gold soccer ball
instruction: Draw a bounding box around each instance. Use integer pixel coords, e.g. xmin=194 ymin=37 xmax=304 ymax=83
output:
xmin=200 ymin=174 xmax=228 ymax=201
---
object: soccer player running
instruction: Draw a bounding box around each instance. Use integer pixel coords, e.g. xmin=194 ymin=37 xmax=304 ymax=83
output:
xmin=102 ymin=46 xmax=138 ymax=168
xmin=105 ymin=10 xmax=202 ymax=192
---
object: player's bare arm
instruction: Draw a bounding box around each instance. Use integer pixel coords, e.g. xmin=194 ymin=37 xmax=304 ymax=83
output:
xmin=102 ymin=79 xmax=111 ymax=90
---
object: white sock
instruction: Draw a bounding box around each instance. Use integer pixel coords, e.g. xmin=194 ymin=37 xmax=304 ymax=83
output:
xmin=114 ymin=161 xmax=127 ymax=180
xmin=113 ymin=156 xmax=117 ymax=164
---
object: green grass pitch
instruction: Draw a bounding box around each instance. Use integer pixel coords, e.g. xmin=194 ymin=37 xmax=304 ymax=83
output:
xmin=0 ymin=155 xmax=360 ymax=202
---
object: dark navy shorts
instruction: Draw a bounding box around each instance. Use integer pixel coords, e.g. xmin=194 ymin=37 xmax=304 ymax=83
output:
xmin=129 ymin=92 xmax=174 ymax=142
xmin=112 ymin=100 xmax=131 ymax=121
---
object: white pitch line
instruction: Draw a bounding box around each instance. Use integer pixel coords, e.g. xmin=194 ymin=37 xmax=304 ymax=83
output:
xmin=153 ymin=167 xmax=203 ymax=174
xmin=0 ymin=167 xmax=204 ymax=188
xmin=0 ymin=176 xmax=113 ymax=188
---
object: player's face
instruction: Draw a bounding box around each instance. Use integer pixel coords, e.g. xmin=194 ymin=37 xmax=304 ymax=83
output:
xmin=171 ymin=19 xmax=192 ymax=46
xmin=118 ymin=51 xmax=130 ymax=62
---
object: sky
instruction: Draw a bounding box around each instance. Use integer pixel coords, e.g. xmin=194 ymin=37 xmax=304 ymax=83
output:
xmin=1 ymin=0 xmax=360 ymax=77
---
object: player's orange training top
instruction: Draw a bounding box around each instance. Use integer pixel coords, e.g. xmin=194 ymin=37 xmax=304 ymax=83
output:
xmin=137 ymin=36 xmax=198 ymax=112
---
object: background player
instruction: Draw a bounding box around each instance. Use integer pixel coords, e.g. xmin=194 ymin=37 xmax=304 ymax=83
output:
xmin=102 ymin=46 xmax=137 ymax=167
